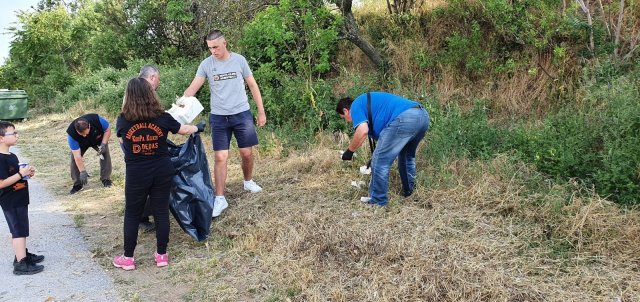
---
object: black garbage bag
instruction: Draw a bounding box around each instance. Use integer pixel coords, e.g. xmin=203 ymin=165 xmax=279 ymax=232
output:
xmin=167 ymin=134 xmax=214 ymax=241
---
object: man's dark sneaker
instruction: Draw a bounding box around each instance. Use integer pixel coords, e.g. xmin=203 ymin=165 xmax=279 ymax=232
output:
xmin=139 ymin=221 xmax=155 ymax=233
xmin=13 ymin=249 xmax=44 ymax=265
xmin=69 ymin=185 xmax=83 ymax=194
xmin=13 ymin=257 xmax=44 ymax=275
xmin=102 ymin=179 xmax=112 ymax=188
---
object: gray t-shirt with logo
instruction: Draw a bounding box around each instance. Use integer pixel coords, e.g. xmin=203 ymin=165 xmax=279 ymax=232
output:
xmin=196 ymin=53 xmax=253 ymax=115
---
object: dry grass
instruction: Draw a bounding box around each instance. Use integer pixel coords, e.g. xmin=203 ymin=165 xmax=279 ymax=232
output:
xmin=11 ymin=106 xmax=640 ymax=301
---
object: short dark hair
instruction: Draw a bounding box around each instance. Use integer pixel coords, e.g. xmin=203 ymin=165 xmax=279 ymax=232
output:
xmin=0 ymin=121 xmax=15 ymax=136
xmin=74 ymin=118 xmax=90 ymax=132
xmin=205 ymin=30 xmax=225 ymax=41
xmin=335 ymin=97 xmax=354 ymax=115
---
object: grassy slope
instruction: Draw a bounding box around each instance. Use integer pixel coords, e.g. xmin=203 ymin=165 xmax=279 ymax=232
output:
xmin=13 ymin=105 xmax=640 ymax=301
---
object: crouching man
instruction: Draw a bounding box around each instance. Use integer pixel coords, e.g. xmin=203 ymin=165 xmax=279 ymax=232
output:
xmin=337 ymin=92 xmax=430 ymax=206
xmin=67 ymin=114 xmax=112 ymax=194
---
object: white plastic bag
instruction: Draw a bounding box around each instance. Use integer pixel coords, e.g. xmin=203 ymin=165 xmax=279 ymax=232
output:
xmin=167 ymin=96 xmax=204 ymax=124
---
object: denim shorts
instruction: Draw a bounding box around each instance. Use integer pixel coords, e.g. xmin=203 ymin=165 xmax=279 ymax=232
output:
xmin=2 ymin=205 xmax=30 ymax=238
xmin=209 ymin=110 xmax=259 ymax=151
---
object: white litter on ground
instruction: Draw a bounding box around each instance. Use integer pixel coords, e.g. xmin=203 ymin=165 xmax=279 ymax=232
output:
xmin=359 ymin=165 xmax=371 ymax=175
xmin=351 ymin=180 xmax=366 ymax=188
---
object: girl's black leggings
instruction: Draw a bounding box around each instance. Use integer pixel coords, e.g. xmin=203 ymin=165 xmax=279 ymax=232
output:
xmin=123 ymin=173 xmax=172 ymax=257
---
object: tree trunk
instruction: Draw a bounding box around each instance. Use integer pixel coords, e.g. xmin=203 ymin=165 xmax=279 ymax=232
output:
xmin=613 ymin=0 xmax=625 ymax=57
xmin=334 ymin=0 xmax=386 ymax=70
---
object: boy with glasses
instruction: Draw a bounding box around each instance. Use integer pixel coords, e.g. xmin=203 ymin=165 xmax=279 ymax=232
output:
xmin=0 ymin=121 xmax=44 ymax=275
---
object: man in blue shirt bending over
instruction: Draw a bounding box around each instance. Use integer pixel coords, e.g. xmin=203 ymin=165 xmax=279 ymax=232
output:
xmin=337 ymin=92 xmax=430 ymax=206
xmin=66 ymin=113 xmax=112 ymax=194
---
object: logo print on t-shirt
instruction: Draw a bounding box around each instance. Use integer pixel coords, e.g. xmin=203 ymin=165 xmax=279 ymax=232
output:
xmin=125 ymin=122 xmax=164 ymax=155
xmin=213 ymin=72 xmax=237 ymax=81
xmin=12 ymin=182 xmax=26 ymax=191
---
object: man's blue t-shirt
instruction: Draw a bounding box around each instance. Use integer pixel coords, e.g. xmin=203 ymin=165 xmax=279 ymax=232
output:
xmin=67 ymin=116 xmax=110 ymax=150
xmin=350 ymin=92 xmax=418 ymax=139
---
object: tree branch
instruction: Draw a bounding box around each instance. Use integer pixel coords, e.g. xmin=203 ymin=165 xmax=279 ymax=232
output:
xmin=333 ymin=0 xmax=386 ymax=70
xmin=613 ymin=0 xmax=625 ymax=57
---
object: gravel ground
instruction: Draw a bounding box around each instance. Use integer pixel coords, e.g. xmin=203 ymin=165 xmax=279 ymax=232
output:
xmin=0 ymin=147 xmax=119 ymax=302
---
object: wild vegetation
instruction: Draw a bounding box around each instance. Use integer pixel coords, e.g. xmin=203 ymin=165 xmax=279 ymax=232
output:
xmin=2 ymin=0 xmax=640 ymax=300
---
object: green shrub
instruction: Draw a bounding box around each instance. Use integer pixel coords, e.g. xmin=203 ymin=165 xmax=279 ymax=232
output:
xmin=56 ymin=59 xmax=201 ymax=115
xmin=55 ymin=66 xmax=130 ymax=112
xmin=590 ymin=74 xmax=640 ymax=205
xmin=439 ymin=21 xmax=489 ymax=75
xmin=240 ymin=0 xmax=340 ymax=128
xmin=508 ymin=109 xmax=603 ymax=180
xmin=507 ymin=62 xmax=640 ymax=205
xmin=425 ymin=100 xmax=506 ymax=166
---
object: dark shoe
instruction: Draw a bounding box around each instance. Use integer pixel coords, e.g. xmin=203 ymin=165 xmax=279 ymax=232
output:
xmin=69 ymin=185 xmax=83 ymax=194
xmin=13 ymin=257 xmax=44 ymax=275
xmin=13 ymin=249 xmax=44 ymax=265
xmin=139 ymin=221 xmax=155 ymax=233
xmin=102 ymin=179 xmax=112 ymax=188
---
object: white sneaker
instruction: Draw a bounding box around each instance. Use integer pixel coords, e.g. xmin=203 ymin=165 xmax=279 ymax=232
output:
xmin=243 ymin=180 xmax=263 ymax=193
xmin=212 ymin=196 xmax=228 ymax=217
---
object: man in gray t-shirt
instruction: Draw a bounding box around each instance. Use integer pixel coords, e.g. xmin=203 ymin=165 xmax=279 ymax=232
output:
xmin=183 ymin=29 xmax=266 ymax=218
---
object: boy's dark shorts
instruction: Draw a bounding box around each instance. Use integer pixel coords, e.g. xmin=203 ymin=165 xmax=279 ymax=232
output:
xmin=2 ymin=205 xmax=30 ymax=238
xmin=209 ymin=110 xmax=259 ymax=151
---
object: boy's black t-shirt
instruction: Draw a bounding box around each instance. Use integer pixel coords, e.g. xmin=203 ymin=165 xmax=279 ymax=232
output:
xmin=0 ymin=153 xmax=29 ymax=210
xmin=116 ymin=112 xmax=181 ymax=177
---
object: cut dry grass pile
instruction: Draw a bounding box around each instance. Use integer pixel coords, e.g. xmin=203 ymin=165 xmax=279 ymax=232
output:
xmin=13 ymin=110 xmax=640 ymax=301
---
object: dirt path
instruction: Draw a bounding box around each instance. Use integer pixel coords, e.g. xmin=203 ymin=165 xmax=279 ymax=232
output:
xmin=0 ymin=147 xmax=120 ymax=302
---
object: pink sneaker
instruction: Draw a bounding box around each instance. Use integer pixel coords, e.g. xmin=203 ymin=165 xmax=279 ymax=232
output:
xmin=154 ymin=252 xmax=169 ymax=267
xmin=112 ymin=255 xmax=135 ymax=270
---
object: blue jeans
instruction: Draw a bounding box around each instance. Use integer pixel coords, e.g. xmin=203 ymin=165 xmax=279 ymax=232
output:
xmin=369 ymin=107 xmax=430 ymax=206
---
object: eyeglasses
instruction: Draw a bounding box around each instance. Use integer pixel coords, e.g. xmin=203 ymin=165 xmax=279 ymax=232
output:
xmin=3 ymin=132 xmax=17 ymax=136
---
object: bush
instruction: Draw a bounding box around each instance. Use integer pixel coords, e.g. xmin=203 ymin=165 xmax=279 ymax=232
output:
xmin=507 ymin=108 xmax=603 ymax=181
xmin=56 ymin=59 xmax=202 ymax=115
xmin=590 ymin=73 xmax=640 ymax=205
xmin=240 ymin=0 xmax=340 ymax=128
xmin=507 ymin=62 xmax=640 ymax=205
xmin=55 ymin=66 xmax=130 ymax=112
xmin=425 ymin=100 xmax=506 ymax=166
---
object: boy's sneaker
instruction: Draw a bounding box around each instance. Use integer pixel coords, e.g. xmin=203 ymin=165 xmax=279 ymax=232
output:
xmin=69 ymin=185 xmax=83 ymax=194
xmin=112 ymin=255 xmax=135 ymax=270
xmin=212 ymin=196 xmax=228 ymax=218
xmin=243 ymin=180 xmax=263 ymax=193
xmin=13 ymin=257 xmax=44 ymax=275
xmin=13 ymin=249 xmax=44 ymax=265
xmin=154 ymin=252 xmax=169 ymax=267
xmin=102 ymin=179 xmax=112 ymax=188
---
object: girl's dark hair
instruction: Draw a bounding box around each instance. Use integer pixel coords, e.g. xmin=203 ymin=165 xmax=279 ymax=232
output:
xmin=122 ymin=77 xmax=164 ymax=121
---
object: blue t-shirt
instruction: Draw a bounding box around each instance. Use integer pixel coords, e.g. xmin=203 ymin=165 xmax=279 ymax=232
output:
xmin=350 ymin=92 xmax=418 ymax=139
xmin=67 ymin=116 xmax=110 ymax=151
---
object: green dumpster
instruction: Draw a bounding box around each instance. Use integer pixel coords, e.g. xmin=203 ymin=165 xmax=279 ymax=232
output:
xmin=0 ymin=90 xmax=28 ymax=120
